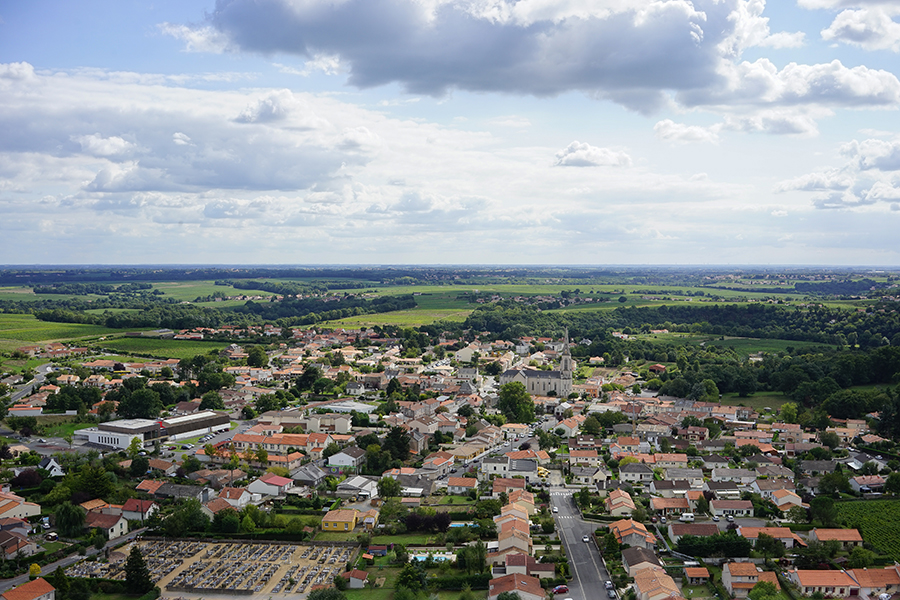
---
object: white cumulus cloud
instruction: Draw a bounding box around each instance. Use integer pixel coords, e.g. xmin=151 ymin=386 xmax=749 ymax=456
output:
xmin=554 ymin=141 xmax=632 ymax=167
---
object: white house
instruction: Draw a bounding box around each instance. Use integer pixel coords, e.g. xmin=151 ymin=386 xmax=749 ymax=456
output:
xmin=247 ymin=472 xmax=294 ymax=497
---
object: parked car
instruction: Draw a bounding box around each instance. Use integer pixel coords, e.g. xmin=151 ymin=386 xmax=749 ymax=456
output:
xmin=660 ymin=516 xmax=667 ymax=524
xmin=607 ymin=591 xmax=617 ymax=599
xmin=605 ymin=581 xmax=615 ymax=590
xmin=726 ymin=515 xmax=734 ymax=522
xmin=650 ymin=516 xmax=657 ymax=523
xmin=553 ymin=585 xmax=569 ymax=594
xmin=712 ymin=515 xmax=720 ymax=522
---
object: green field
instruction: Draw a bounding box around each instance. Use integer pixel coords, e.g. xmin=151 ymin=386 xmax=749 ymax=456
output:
xmin=719 ymin=392 xmax=789 ymax=411
xmin=152 ymin=280 xmax=277 ymax=301
xmin=91 ymin=336 xmax=229 ymax=359
xmin=634 ymin=332 xmax=826 ymax=358
xmin=0 ymin=286 xmax=108 ymax=303
xmin=321 ymin=308 xmax=472 ymax=327
xmin=0 ymin=313 xmax=120 ymax=352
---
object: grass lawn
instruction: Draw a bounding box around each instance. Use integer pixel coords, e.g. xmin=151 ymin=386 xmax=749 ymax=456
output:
xmin=345 ymin=588 xmax=393 ymax=600
xmin=436 ymin=496 xmax=476 ymax=505
xmin=314 ymin=531 xmax=359 ymax=542
xmin=41 ymin=420 xmax=95 ymax=438
xmin=371 ymin=533 xmax=435 ymax=545
xmin=151 ymin=280 xmax=277 ymax=302
xmin=681 ymin=584 xmax=714 ymax=599
xmin=41 ymin=541 xmax=68 ymax=553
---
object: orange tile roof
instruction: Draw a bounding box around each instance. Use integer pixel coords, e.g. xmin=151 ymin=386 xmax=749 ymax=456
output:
xmin=1 ymin=578 xmax=55 ymax=600
xmin=812 ymin=528 xmax=863 ymax=542
xmin=726 ymin=562 xmax=760 ymax=577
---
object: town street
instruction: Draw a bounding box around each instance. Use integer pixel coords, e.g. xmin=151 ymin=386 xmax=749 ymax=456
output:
xmin=551 ymin=487 xmax=611 ymax=600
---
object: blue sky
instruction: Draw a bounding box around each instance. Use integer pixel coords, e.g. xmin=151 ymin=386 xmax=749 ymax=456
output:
xmin=2 ymin=0 xmax=900 ymax=265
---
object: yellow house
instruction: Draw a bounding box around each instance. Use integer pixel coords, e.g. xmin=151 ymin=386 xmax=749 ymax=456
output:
xmin=321 ymin=509 xmax=360 ymax=531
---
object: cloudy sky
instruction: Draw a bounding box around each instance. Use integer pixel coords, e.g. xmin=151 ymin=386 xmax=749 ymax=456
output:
xmin=2 ymin=0 xmax=900 ymax=265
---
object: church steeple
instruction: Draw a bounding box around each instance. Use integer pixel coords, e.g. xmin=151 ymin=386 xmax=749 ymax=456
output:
xmin=560 ymin=328 xmax=573 ymax=375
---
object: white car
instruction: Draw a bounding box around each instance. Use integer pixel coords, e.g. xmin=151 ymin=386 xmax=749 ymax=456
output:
xmin=582 ymin=535 xmax=590 ymax=543
xmin=552 ymin=507 xmax=559 ymax=513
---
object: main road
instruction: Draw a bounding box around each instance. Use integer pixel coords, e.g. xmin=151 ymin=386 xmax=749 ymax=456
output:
xmin=550 ymin=486 xmax=612 ymax=600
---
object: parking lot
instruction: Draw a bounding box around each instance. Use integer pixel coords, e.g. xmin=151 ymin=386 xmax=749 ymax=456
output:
xmin=66 ymin=540 xmax=356 ymax=596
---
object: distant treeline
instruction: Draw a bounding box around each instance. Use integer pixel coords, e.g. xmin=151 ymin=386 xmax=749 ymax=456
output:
xmin=25 ymin=292 xmax=417 ymax=330
xmin=231 ymin=294 xmax=417 ymax=324
xmin=794 ymin=278 xmax=883 ymax=296
xmin=439 ymin=301 xmax=900 ymax=347
xmin=32 ymin=282 xmax=153 ymax=295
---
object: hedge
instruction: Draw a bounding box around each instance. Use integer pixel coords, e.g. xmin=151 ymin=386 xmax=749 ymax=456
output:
xmin=428 ymin=573 xmax=492 ymax=590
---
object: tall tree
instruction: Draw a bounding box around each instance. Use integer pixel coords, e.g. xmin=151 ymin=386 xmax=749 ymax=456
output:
xmin=124 ymin=546 xmax=154 ymax=594
xmin=199 ymin=391 xmax=224 ymax=410
xmin=55 ymin=502 xmax=85 ymax=537
xmin=497 ymin=382 xmax=535 ymax=423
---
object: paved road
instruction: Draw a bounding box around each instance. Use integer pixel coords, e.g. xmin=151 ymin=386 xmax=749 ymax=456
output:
xmin=9 ymin=363 xmax=54 ymax=403
xmin=0 ymin=527 xmax=148 ymax=594
xmin=551 ymin=487 xmax=611 ymax=600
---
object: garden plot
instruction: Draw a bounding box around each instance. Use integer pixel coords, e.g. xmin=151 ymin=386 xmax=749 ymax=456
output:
xmin=67 ymin=540 xmax=355 ymax=596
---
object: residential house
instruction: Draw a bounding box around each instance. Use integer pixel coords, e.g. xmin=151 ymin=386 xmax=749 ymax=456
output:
xmin=650 ymin=480 xmax=691 ymax=498
xmin=0 ymin=578 xmax=56 ymax=600
xmin=619 ymin=462 xmax=654 ymax=484
xmin=847 ymin=567 xmax=900 ymax=597
xmin=36 ymin=457 xmax=64 ymax=478
xmin=771 ymin=489 xmax=804 ymax=512
xmin=608 ymin=519 xmax=656 ymax=550
xmin=651 ymin=497 xmax=690 ymax=517
xmin=121 ymin=499 xmax=158 ymax=522
xmin=850 ymin=475 xmax=885 ymax=493
xmin=722 ymin=562 xmax=780 ymax=599
xmin=504 ymin=553 xmax=556 ymax=579
xmin=569 ymin=450 xmax=600 ymax=468
xmin=664 ymin=468 xmax=704 ymax=488
xmin=788 ymin=570 xmax=858 ymax=597
xmin=217 ymin=487 xmax=253 ymax=509
xmin=0 ymin=492 xmax=40 ymax=520
xmin=292 ymin=464 xmax=327 ymax=488
xmin=668 ymin=523 xmax=719 ymax=545
xmin=85 ymin=512 xmax=128 ymax=540
xmin=633 ymin=567 xmax=681 ymax=600
xmin=447 ymin=477 xmax=478 ymax=496
xmin=750 ymin=479 xmax=796 ymax=501
xmin=622 ymin=546 xmax=662 ymax=576
xmin=703 ymin=481 xmax=742 ymax=500
xmin=328 ymin=447 xmax=367 ymax=470
xmin=709 ymin=500 xmax=754 ymax=518
xmin=738 ymin=527 xmax=805 ymax=549
xmin=321 ymin=509 xmax=359 ymax=532
xmin=487 ymin=574 xmax=544 ymax=600
xmin=710 ymin=468 xmax=757 ymax=486
xmin=0 ymin=530 xmax=36 ymax=559
xmin=572 ymin=466 xmax=607 ymax=486
xmin=808 ymin=528 xmax=863 ymax=549
xmin=247 ymin=472 xmax=294 ymax=497
xmin=605 ymin=489 xmax=636 ymax=517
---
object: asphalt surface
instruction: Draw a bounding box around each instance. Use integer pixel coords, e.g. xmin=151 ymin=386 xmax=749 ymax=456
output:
xmin=551 ymin=486 xmax=611 ymax=600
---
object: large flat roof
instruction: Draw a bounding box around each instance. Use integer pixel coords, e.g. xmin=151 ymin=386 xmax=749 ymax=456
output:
xmin=162 ymin=411 xmax=225 ymax=426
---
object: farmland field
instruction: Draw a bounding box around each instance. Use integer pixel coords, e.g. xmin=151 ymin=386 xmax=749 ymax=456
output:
xmin=320 ymin=308 xmax=472 ymax=327
xmin=0 ymin=313 xmax=120 ymax=351
xmin=633 ymin=333 xmax=826 ymax=358
xmin=152 ymin=280 xmax=277 ymax=301
xmin=836 ymin=500 xmax=900 ymax=561
xmin=91 ymin=336 xmax=229 ymax=359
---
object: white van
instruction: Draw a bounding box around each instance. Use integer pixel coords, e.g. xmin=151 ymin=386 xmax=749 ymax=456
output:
xmin=679 ymin=513 xmax=695 ymax=522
